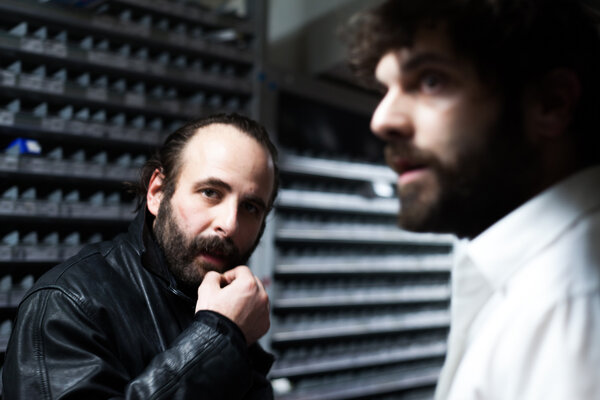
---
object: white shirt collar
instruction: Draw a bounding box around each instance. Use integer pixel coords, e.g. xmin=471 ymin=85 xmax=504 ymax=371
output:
xmin=466 ymin=165 xmax=600 ymax=291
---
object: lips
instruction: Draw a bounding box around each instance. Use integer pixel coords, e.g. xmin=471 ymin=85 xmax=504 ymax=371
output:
xmin=190 ymin=235 xmax=240 ymax=269
xmin=386 ymin=152 xmax=428 ymax=176
xmin=383 ymin=146 xmax=434 ymax=188
xmin=198 ymin=251 xmax=226 ymax=267
xmin=394 ymin=159 xmax=427 ymax=175
xmin=200 ymin=248 xmax=225 ymax=259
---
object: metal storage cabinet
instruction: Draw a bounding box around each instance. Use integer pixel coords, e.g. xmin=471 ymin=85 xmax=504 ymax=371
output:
xmin=0 ymin=0 xmax=264 ymax=390
xmin=260 ymin=72 xmax=455 ymax=400
xmin=0 ymin=1 xmax=454 ymax=398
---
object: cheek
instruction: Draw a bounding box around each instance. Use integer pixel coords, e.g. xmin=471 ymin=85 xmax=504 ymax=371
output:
xmin=234 ymin=218 xmax=263 ymax=249
xmin=414 ymin=98 xmax=500 ymax=167
xmin=173 ymin=198 xmax=210 ymax=235
xmin=414 ymin=103 xmax=460 ymax=164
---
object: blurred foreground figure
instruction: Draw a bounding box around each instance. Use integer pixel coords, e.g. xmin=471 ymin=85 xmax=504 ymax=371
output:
xmin=346 ymin=1 xmax=600 ymax=399
xmin=3 ymin=113 xmax=279 ymax=399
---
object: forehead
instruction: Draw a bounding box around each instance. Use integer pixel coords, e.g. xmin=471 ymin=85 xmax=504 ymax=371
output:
xmin=178 ymin=124 xmax=274 ymax=191
xmin=375 ymin=25 xmax=465 ymax=82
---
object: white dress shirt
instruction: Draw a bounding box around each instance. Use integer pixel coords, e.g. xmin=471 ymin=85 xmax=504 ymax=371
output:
xmin=435 ymin=166 xmax=600 ymax=400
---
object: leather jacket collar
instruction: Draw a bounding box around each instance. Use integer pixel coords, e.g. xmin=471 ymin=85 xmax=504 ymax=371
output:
xmin=128 ymin=205 xmax=195 ymax=303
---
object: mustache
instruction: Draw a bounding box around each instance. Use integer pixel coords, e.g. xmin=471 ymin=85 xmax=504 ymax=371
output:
xmin=384 ymin=144 xmax=437 ymax=169
xmin=187 ymin=235 xmax=240 ymax=264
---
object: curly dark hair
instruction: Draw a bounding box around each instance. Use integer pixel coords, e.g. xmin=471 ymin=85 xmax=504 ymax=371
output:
xmin=132 ymin=113 xmax=279 ymax=211
xmin=345 ymin=0 xmax=600 ymax=164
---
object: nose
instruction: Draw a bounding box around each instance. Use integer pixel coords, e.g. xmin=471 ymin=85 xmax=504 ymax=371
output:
xmin=213 ymin=200 xmax=239 ymax=238
xmin=370 ymin=89 xmax=414 ymax=142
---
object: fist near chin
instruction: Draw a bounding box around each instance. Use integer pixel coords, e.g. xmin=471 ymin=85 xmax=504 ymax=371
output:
xmin=195 ymin=266 xmax=270 ymax=345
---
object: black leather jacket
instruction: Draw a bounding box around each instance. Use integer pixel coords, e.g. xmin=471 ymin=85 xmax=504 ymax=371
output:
xmin=2 ymin=208 xmax=274 ymax=399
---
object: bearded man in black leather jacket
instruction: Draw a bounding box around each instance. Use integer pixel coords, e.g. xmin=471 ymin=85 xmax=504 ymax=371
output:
xmin=2 ymin=113 xmax=280 ymax=399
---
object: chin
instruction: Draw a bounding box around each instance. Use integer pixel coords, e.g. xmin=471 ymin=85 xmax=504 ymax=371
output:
xmin=398 ymin=214 xmax=434 ymax=233
xmin=397 ymin=189 xmax=441 ymax=233
xmin=397 ymin=195 xmax=489 ymax=238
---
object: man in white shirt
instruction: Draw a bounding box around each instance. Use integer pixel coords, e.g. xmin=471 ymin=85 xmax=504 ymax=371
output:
xmin=346 ymin=0 xmax=600 ymax=399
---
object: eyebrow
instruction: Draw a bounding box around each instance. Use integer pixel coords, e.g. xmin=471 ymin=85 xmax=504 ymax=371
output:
xmin=193 ymin=177 xmax=268 ymax=211
xmin=193 ymin=177 xmax=231 ymax=192
xmin=400 ymin=52 xmax=459 ymax=73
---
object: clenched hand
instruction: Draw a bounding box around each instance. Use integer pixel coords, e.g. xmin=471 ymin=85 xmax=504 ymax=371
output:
xmin=195 ymin=266 xmax=270 ymax=345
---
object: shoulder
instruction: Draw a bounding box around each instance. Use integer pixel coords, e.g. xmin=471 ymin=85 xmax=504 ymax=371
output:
xmin=505 ymin=201 xmax=600 ymax=308
xmin=486 ymin=292 xmax=600 ymax=398
xmin=22 ymin=232 xmax=137 ymax=306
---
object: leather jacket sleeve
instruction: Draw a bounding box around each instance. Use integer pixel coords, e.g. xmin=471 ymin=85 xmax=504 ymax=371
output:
xmin=2 ymin=287 xmax=274 ymax=400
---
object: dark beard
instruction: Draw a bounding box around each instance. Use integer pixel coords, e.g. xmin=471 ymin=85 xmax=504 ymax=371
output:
xmin=153 ymin=197 xmax=253 ymax=294
xmin=393 ymin=105 xmax=538 ymax=239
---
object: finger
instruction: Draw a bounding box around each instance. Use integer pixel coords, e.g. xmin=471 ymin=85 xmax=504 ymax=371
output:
xmin=254 ymin=276 xmax=266 ymax=292
xmin=253 ymin=277 xmax=270 ymax=311
xmin=200 ymin=270 xmax=223 ymax=288
xmin=222 ymin=265 xmax=251 ymax=281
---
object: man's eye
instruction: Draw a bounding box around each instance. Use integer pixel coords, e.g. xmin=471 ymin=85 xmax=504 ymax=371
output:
xmin=420 ymin=72 xmax=445 ymax=93
xmin=242 ymin=202 xmax=259 ymax=215
xmin=200 ymin=189 xmax=218 ymax=198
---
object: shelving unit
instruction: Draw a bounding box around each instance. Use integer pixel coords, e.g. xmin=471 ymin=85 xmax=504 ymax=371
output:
xmin=0 ymin=0 xmax=264 ymax=388
xmin=262 ymin=71 xmax=454 ymax=400
xmin=0 ymin=2 xmax=453 ymax=399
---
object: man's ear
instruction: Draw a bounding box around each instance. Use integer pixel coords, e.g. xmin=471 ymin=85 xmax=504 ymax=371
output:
xmin=524 ymin=68 xmax=581 ymax=140
xmin=146 ymin=169 xmax=165 ymax=217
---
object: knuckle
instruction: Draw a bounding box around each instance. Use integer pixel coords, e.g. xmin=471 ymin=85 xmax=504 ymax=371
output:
xmin=204 ymin=270 xmax=219 ymax=279
xmin=237 ymin=265 xmax=250 ymax=274
xmin=244 ymin=277 xmax=258 ymax=291
xmin=259 ymin=291 xmax=269 ymax=304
